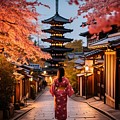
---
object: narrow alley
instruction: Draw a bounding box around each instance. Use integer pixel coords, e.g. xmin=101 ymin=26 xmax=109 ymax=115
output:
xmin=16 ymin=88 xmax=111 ymax=120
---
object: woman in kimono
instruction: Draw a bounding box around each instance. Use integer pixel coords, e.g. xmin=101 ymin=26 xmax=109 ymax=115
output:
xmin=50 ymin=67 xmax=74 ymax=120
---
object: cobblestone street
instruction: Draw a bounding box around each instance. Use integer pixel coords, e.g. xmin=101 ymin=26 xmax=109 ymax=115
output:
xmin=17 ymin=88 xmax=111 ymax=120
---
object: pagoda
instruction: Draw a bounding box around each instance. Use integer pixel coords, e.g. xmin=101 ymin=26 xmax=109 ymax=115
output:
xmin=41 ymin=0 xmax=73 ymax=75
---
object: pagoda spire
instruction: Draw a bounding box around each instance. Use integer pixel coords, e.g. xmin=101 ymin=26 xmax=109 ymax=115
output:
xmin=56 ymin=0 xmax=58 ymax=14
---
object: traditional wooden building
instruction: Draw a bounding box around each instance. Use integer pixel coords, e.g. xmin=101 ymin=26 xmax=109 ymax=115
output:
xmin=80 ymin=24 xmax=119 ymax=47
xmin=76 ymin=50 xmax=104 ymax=99
xmin=14 ymin=63 xmax=42 ymax=108
xmin=89 ymin=32 xmax=120 ymax=109
xmin=80 ymin=24 xmax=120 ymax=109
xmin=13 ymin=64 xmax=34 ymax=107
xmin=41 ymin=0 xmax=73 ymax=76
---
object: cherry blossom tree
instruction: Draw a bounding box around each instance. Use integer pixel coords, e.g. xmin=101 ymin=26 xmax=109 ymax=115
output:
xmin=0 ymin=0 xmax=51 ymax=64
xmin=68 ymin=0 xmax=120 ymax=34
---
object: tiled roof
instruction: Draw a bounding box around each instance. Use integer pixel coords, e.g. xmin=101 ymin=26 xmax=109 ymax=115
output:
xmin=79 ymin=31 xmax=89 ymax=37
xmin=42 ymin=36 xmax=73 ymax=43
xmin=42 ymin=26 xmax=73 ymax=34
xmin=41 ymin=47 xmax=73 ymax=53
xmin=42 ymin=13 xmax=70 ymax=24
xmin=85 ymin=50 xmax=103 ymax=57
xmin=77 ymin=50 xmax=103 ymax=58
xmin=89 ymin=33 xmax=120 ymax=49
xmin=74 ymin=58 xmax=84 ymax=64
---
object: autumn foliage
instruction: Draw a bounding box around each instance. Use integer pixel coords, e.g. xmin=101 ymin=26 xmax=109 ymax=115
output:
xmin=65 ymin=40 xmax=83 ymax=52
xmin=69 ymin=0 xmax=120 ymax=34
xmin=0 ymin=0 xmax=50 ymax=64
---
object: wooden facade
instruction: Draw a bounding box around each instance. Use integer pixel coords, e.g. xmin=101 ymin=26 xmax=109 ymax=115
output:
xmin=87 ymin=74 xmax=94 ymax=98
xmin=79 ymin=21 xmax=120 ymax=109
xmin=94 ymin=66 xmax=104 ymax=100
xmin=77 ymin=74 xmax=85 ymax=96
xmin=15 ymin=81 xmax=20 ymax=103
xmin=88 ymin=32 xmax=120 ymax=109
xmin=13 ymin=64 xmax=41 ymax=108
xmin=22 ymin=77 xmax=30 ymax=99
xmin=77 ymin=73 xmax=94 ymax=98
xmin=105 ymin=50 xmax=116 ymax=108
xmin=115 ymin=49 xmax=120 ymax=109
xmin=76 ymin=50 xmax=105 ymax=100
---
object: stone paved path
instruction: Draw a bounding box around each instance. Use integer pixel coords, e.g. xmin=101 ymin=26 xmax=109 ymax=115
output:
xmin=18 ymin=89 xmax=111 ymax=120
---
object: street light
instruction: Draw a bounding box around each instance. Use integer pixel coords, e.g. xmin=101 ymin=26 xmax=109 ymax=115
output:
xmin=43 ymin=71 xmax=46 ymax=75
xmin=85 ymin=65 xmax=89 ymax=72
xmin=85 ymin=65 xmax=89 ymax=99
xmin=29 ymin=77 xmax=33 ymax=81
xmin=45 ymin=65 xmax=47 ymax=68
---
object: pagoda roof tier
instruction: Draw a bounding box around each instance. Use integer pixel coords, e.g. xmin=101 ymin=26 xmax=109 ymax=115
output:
xmin=42 ymin=13 xmax=71 ymax=25
xmin=42 ymin=26 xmax=73 ymax=34
xmin=80 ymin=31 xmax=89 ymax=37
xmin=41 ymin=36 xmax=73 ymax=43
xmin=52 ymin=55 xmax=66 ymax=59
xmin=46 ymin=58 xmax=64 ymax=63
xmin=41 ymin=47 xmax=73 ymax=53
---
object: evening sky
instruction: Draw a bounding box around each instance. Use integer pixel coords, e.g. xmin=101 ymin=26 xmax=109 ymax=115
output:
xmin=36 ymin=0 xmax=87 ymax=47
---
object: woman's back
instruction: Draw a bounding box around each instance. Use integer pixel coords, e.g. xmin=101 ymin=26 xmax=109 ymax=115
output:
xmin=54 ymin=77 xmax=68 ymax=87
xmin=50 ymin=67 xmax=74 ymax=120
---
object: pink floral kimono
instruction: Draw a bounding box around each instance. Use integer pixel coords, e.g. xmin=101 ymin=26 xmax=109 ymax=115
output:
xmin=50 ymin=77 xmax=74 ymax=120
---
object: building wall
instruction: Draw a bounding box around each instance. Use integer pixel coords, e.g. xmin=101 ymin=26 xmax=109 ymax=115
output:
xmin=94 ymin=67 xmax=104 ymax=100
xmin=20 ymin=79 xmax=22 ymax=101
xmin=16 ymin=83 xmax=20 ymax=102
xmin=87 ymin=74 xmax=94 ymax=98
xmin=117 ymin=62 xmax=120 ymax=109
xmin=105 ymin=50 xmax=116 ymax=108
xmin=116 ymin=49 xmax=120 ymax=109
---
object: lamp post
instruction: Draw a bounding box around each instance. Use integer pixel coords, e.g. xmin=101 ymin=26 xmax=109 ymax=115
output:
xmin=85 ymin=65 xmax=89 ymax=99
